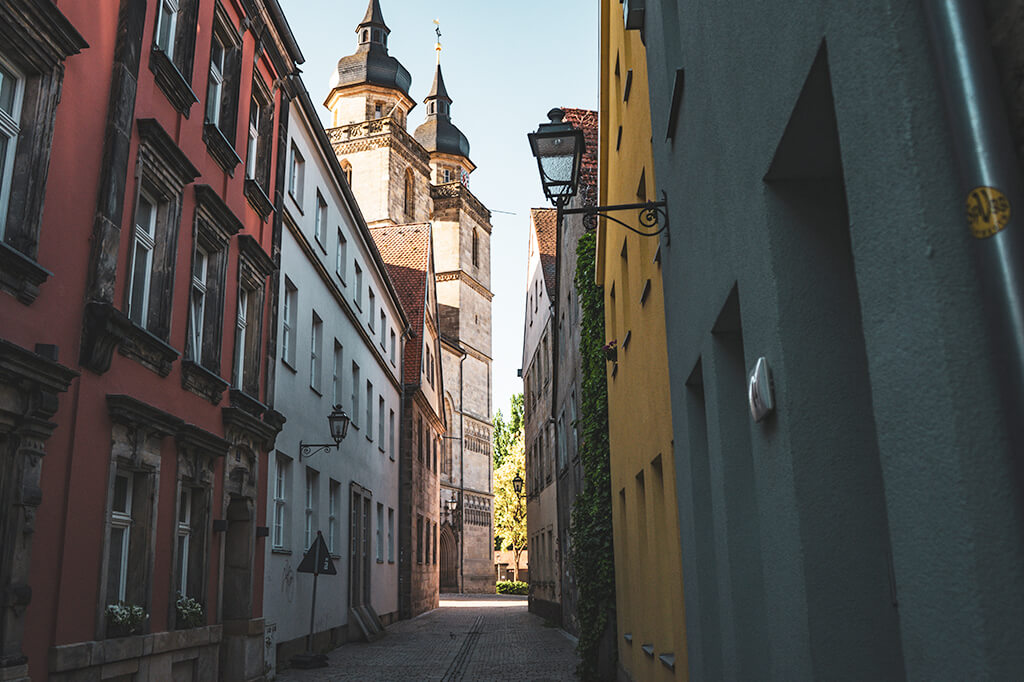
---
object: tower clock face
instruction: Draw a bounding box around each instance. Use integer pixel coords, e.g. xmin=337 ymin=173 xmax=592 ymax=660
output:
xmin=460 ymin=169 xmax=470 ymax=188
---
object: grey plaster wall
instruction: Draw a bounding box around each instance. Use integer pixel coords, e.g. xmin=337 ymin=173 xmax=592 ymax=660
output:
xmin=643 ymin=2 xmax=1024 ymax=680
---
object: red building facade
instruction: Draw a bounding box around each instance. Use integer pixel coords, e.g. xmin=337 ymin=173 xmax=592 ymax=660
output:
xmin=0 ymin=0 xmax=302 ymax=680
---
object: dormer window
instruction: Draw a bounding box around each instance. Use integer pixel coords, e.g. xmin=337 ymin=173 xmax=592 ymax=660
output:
xmin=427 ymin=102 xmax=435 ymax=116
xmin=361 ymin=29 xmax=369 ymax=43
xmin=442 ymin=168 xmax=452 ymax=184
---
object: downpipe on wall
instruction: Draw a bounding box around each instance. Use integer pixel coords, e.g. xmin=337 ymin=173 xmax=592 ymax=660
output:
xmin=923 ymin=0 xmax=1024 ymax=461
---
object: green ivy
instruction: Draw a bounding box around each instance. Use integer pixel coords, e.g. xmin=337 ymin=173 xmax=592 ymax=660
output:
xmin=570 ymin=229 xmax=617 ymax=680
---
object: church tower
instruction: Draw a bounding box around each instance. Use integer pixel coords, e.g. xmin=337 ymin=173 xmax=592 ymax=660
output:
xmin=325 ymin=0 xmax=431 ymax=225
xmin=326 ymin=1 xmax=495 ymax=594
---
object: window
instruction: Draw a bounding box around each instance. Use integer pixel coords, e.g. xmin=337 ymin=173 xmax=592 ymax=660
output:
xmin=389 ymin=409 xmax=395 ymax=460
xmin=365 ymin=381 xmax=373 ymax=437
xmin=332 ymin=341 xmax=343 ymax=405
xmin=558 ymin=413 xmax=567 ymax=472
xmin=206 ymin=35 xmax=225 ymax=127
xmin=310 ymin=312 xmax=322 ymax=392
xmin=304 ymin=468 xmax=318 ymax=550
xmin=233 ymin=287 xmax=249 ymax=388
xmin=417 ymin=416 xmax=423 ymax=463
xmin=176 ymin=487 xmax=192 ymax=595
xmin=315 ymin=191 xmax=327 ymax=246
xmin=108 ymin=472 xmax=134 ymax=602
xmin=403 ymin=168 xmax=414 ymax=217
xmin=416 ymin=515 xmax=424 ymax=564
xmin=433 ymin=523 xmax=438 ymax=564
xmin=376 ymin=503 xmax=384 ymax=562
xmin=380 ymin=311 xmax=387 ymax=347
xmin=390 ymin=330 xmax=396 ymax=365
xmin=354 ymin=262 xmax=363 ymax=309
xmin=282 ymin=278 xmax=297 ymax=366
xmin=472 ymin=229 xmax=479 ymax=267
xmin=351 ymin=362 xmax=360 ymax=425
xmin=387 ymin=508 xmax=394 ymax=562
xmin=378 ymin=396 xmax=385 ymax=446
xmin=155 ymin=0 xmax=179 ymax=61
xmin=442 ymin=168 xmax=451 ymax=183
xmin=368 ymin=290 xmax=376 ymax=332
xmin=245 ymin=95 xmax=259 ymax=179
xmin=187 ymin=248 xmax=208 ymax=362
xmin=425 ymin=517 xmax=431 ymax=565
xmin=0 ymin=57 xmax=22 ymax=240
xmin=340 ymin=159 xmax=352 ymax=186
xmin=329 ymin=480 xmax=340 ymax=553
xmin=289 ymin=143 xmax=304 ymax=205
xmin=374 ymin=102 xmax=382 ymax=119
xmin=127 ymin=192 xmax=158 ymax=327
xmin=336 ymin=229 xmax=347 ymax=282
xmin=273 ymin=455 xmax=289 ymax=548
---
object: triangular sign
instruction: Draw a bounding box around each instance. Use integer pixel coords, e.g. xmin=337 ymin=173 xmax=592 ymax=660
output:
xmin=296 ymin=531 xmax=337 ymax=575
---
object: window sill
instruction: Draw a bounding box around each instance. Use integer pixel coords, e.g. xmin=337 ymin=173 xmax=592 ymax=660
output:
xmin=181 ymin=359 xmax=229 ymax=405
xmin=376 ymin=559 xmax=384 ymax=564
xmin=229 ymin=388 xmax=267 ymax=419
xmin=244 ymin=178 xmax=274 ymax=220
xmin=388 ymin=560 xmax=394 ymax=565
xmin=149 ymin=47 xmax=198 ymax=117
xmin=365 ymin=435 xmax=373 ymax=443
xmin=288 ymin=192 xmax=304 ymax=215
xmin=336 ymin=274 xmax=347 ymax=288
xmin=310 ymin=385 xmax=322 ymax=397
xmin=281 ymin=356 xmax=297 ymax=373
xmin=80 ymin=301 xmax=179 ymax=376
xmin=203 ymin=122 xmax=242 ymax=175
xmin=0 ymin=241 xmax=51 ymax=304
xmin=272 ymin=547 xmax=292 ymax=555
xmin=315 ymin=237 xmax=327 ymax=254
xmin=378 ymin=446 xmax=385 ymax=454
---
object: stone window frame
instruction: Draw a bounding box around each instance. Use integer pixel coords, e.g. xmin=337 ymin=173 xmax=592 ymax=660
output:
xmin=0 ymin=0 xmax=87 ymax=304
xmin=272 ymin=453 xmax=290 ymax=550
xmin=335 ymin=228 xmax=348 ymax=284
xmin=365 ymin=380 xmax=373 ymax=439
xmin=314 ymin=189 xmax=327 ymax=248
xmin=310 ymin=310 xmax=323 ymax=393
xmin=416 ymin=514 xmax=424 ymax=564
xmin=243 ymin=75 xmax=274 ymax=219
xmin=303 ymin=467 xmax=317 ymax=550
xmin=331 ymin=339 xmax=343 ymax=405
xmin=149 ymin=0 xmax=200 ymax=116
xmin=182 ymin=185 xmax=240 ymax=404
xmin=202 ymin=2 xmax=243 ymax=174
xmin=232 ymin=234 xmax=273 ymax=399
xmin=387 ymin=507 xmax=395 ymax=563
xmin=101 ymin=395 xmax=184 ymax=640
xmin=350 ymin=361 xmax=361 ymax=428
xmin=403 ymin=167 xmax=414 ymax=217
xmin=281 ymin=276 xmax=298 ymax=368
xmin=328 ymin=478 xmax=341 ymax=555
xmin=375 ymin=502 xmax=384 ymax=563
xmin=171 ymin=424 xmax=227 ymax=630
xmin=472 ymin=228 xmax=480 ymax=267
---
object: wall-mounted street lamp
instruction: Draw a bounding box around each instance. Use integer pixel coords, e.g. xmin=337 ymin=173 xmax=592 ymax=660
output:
xmin=299 ymin=405 xmax=351 ymax=461
xmin=528 ymin=108 xmax=669 ymax=243
xmin=512 ymin=473 xmax=527 ymax=498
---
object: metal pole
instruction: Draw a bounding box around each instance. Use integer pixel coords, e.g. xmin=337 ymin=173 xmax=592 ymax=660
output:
xmin=307 ymin=539 xmax=320 ymax=653
xmin=922 ymin=0 xmax=1024 ymax=457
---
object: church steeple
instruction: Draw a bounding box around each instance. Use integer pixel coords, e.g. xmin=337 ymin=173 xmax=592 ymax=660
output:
xmin=357 ymin=0 xmax=390 ymax=48
xmin=415 ymin=36 xmax=471 ymax=163
xmin=425 ymin=64 xmax=452 ymax=118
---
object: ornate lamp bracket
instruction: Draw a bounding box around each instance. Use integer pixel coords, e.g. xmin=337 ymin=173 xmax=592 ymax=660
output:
xmin=560 ymin=191 xmax=670 ymax=245
xmin=299 ymin=442 xmax=336 ymax=461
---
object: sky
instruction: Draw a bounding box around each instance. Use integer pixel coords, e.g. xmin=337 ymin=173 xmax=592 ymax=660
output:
xmin=277 ymin=0 xmax=599 ymax=420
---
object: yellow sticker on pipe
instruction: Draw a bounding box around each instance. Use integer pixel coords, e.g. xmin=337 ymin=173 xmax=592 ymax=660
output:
xmin=966 ymin=186 xmax=1011 ymax=238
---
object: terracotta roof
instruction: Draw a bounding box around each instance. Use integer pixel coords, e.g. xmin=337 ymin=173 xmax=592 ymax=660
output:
xmin=531 ymin=208 xmax=558 ymax=300
xmin=369 ymin=223 xmax=432 ymax=385
xmin=562 ymin=108 xmax=599 ymax=224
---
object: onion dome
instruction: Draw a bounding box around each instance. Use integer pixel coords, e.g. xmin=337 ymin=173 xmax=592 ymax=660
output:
xmin=328 ymin=0 xmax=412 ymax=99
xmin=414 ymin=63 xmax=471 ymax=160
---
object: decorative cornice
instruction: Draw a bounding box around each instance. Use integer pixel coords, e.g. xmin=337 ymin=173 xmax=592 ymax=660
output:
xmin=0 ymin=0 xmax=88 ymax=73
xmin=434 ymin=270 xmax=493 ymax=301
xmin=149 ymin=46 xmax=198 ymax=117
xmin=237 ymin=234 xmax=275 ymax=279
xmin=430 ymin=182 xmax=492 ymax=230
xmin=327 ymin=117 xmax=431 ymax=168
xmin=202 ymin=122 xmax=243 ymax=175
xmin=137 ymin=119 xmax=201 ymax=191
xmin=195 ymin=184 xmax=244 ymax=240
xmin=176 ymin=423 xmax=231 ymax=458
xmin=107 ymin=394 xmax=183 ymax=437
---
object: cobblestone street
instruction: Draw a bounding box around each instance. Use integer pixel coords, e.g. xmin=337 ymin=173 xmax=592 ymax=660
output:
xmin=276 ymin=595 xmax=579 ymax=681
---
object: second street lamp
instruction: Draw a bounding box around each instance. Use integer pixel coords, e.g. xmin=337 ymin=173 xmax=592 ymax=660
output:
xmin=512 ymin=473 xmax=526 ymax=498
xmin=299 ymin=405 xmax=351 ymax=461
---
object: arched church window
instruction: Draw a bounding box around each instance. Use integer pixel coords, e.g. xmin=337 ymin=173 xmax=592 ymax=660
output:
xmin=472 ymin=229 xmax=479 ymax=267
xmin=428 ymin=102 xmax=435 ymax=116
xmin=361 ymin=30 xmax=369 ymax=43
xmin=340 ymin=160 xmax=352 ymax=186
xmin=404 ymin=168 xmax=414 ymax=217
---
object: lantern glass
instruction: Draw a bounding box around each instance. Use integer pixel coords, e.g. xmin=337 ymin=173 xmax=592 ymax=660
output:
xmin=528 ymin=109 xmax=585 ymax=205
xmin=328 ymin=405 xmax=350 ymax=444
xmin=512 ymin=473 xmax=524 ymax=495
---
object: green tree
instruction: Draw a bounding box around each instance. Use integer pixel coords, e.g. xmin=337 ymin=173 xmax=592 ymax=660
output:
xmin=493 ymin=393 xmax=524 ymax=470
xmin=493 ymin=428 xmax=526 ymax=581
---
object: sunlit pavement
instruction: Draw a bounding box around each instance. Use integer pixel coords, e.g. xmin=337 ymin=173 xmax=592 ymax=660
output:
xmin=275 ymin=594 xmax=579 ymax=681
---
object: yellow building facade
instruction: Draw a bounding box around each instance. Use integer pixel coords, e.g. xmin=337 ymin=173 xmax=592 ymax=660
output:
xmin=598 ymin=3 xmax=687 ymax=680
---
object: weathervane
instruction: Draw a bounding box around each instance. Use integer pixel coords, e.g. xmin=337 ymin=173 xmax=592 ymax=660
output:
xmin=434 ymin=19 xmax=442 ymax=63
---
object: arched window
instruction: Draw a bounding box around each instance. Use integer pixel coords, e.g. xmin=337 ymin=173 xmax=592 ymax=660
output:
xmin=472 ymin=229 xmax=479 ymax=267
xmin=404 ymin=168 xmax=414 ymax=217
xmin=340 ymin=160 xmax=352 ymax=186
xmin=361 ymin=29 xmax=369 ymax=43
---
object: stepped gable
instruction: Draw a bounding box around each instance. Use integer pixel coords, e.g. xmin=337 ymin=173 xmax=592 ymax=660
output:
xmin=531 ymin=208 xmax=558 ymax=299
xmin=369 ymin=223 xmax=432 ymax=384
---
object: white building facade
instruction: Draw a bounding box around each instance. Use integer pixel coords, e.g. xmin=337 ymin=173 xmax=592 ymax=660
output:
xmin=263 ymin=84 xmax=407 ymax=671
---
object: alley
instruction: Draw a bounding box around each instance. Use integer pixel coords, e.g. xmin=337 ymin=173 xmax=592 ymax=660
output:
xmin=276 ymin=595 xmax=579 ymax=682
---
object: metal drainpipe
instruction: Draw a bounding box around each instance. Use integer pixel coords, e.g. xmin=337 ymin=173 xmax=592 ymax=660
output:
xmin=923 ymin=0 xmax=1024 ymax=457
xmin=458 ymin=348 xmax=467 ymax=593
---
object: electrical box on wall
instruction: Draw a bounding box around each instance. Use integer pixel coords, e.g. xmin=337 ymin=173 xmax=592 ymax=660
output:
xmin=624 ymin=0 xmax=646 ymax=30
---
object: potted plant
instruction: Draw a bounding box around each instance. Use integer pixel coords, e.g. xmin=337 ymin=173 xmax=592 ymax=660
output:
xmin=105 ymin=601 xmax=146 ymax=638
xmin=175 ymin=594 xmax=205 ymax=629
xmin=602 ymin=340 xmax=617 ymax=363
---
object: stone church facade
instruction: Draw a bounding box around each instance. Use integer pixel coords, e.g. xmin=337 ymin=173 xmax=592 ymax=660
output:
xmin=325 ymin=0 xmax=495 ymax=594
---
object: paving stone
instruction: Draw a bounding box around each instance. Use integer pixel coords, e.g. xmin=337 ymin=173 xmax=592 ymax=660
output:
xmin=276 ymin=594 xmax=578 ymax=681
